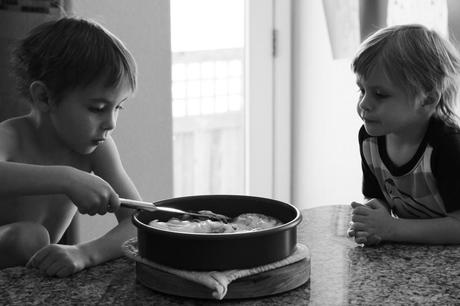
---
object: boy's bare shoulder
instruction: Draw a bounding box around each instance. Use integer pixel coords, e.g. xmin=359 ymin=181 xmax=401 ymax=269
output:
xmin=0 ymin=116 xmax=32 ymax=160
xmin=89 ymin=136 xmax=124 ymax=176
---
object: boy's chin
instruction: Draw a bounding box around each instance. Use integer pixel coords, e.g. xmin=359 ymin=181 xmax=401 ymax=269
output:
xmin=363 ymin=125 xmax=384 ymax=137
xmin=75 ymin=145 xmax=99 ymax=155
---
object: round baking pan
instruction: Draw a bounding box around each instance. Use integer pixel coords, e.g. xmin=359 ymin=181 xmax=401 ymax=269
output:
xmin=132 ymin=194 xmax=302 ymax=271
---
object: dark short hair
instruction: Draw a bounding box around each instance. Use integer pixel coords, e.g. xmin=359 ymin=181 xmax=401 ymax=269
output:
xmin=12 ymin=17 xmax=137 ymax=102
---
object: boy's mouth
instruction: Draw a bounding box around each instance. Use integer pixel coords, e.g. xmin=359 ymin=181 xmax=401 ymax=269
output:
xmin=363 ymin=117 xmax=379 ymax=124
xmin=92 ymin=138 xmax=106 ymax=145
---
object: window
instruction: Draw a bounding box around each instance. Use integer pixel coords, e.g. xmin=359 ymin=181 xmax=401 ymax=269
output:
xmin=170 ymin=0 xmax=291 ymax=200
xmin=171 ymin=0 xmax=245 ymax=196
xmin=387 ymin=0 xmax=447 ymax=35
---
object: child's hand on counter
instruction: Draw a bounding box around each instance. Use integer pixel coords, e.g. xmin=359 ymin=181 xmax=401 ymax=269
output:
xmin=26 ymin=244 xmax=89 ymax=277
xmin=348 ymin=200 xmax=390 ymax=245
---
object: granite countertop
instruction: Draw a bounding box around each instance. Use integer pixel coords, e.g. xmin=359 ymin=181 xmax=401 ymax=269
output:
xmin=2 ymin=205 xmax=460 ymax=305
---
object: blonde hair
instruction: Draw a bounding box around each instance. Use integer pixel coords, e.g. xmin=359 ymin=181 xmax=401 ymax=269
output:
xmin=352 ymin=24 xmax=460 ymax=127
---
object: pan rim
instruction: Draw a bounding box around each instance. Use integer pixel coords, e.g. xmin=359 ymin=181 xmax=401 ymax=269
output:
xmin=132 ymin=194 xmax=302 ymax=239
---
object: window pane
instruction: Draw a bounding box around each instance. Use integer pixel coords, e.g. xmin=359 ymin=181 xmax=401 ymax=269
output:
xmin=171 ymin=0 xmax=245 ymax=196
xmin=387 ymin=0 xmax=448 ymax=36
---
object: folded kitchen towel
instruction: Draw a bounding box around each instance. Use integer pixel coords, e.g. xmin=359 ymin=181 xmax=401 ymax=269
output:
xmin=122 ymin=237 xmax=309 ymax=300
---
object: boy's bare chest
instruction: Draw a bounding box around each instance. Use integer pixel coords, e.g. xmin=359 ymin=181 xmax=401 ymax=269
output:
xmin=11 ymin=145 xmax=91 ymax=172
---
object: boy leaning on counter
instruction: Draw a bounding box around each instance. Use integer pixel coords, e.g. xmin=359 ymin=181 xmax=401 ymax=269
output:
xmin=348 ymin=24 xmax=460 ymax=245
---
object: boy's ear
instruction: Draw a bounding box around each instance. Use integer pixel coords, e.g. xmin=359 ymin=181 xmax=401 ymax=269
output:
xmin=422 ymin=92 xmax=441 ymax=107
xmin=29 ymin=81 xmax=54 ymax=112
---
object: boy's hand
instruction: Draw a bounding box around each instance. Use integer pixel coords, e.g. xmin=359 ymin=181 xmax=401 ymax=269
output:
xmin=348 ymin=223 xmax=382 ymax=245
xmin=350 ymin=199 xmax=393 ymax=244
xmin=65 ymin=167 xmax=120 ymax=215
xmin=348 ymin=202 xmax=368 ymax=240
xmin=26 ymin=244 xmax=89 ymax=277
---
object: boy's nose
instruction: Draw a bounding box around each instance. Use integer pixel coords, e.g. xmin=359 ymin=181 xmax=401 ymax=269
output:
xmin=358 ymin=95 xmax=372 ymax=112
xmin=103 ymin=112 xmax=117 ymax=131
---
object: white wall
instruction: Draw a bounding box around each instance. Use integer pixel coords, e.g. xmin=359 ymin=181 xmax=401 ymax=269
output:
xmin=292 ymin=0 xmax=364 ymax=209
xmin=0 ymin=11 xmax=57 ymax=121
xmin=70 ymin=0 xmax=173 ymax=241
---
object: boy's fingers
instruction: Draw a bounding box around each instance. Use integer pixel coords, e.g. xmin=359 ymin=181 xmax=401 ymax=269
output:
xmin=56 ymin=266 xmax=73 ymax=278
xmin=27 ymin=248 xmax=47 ymax=267
xmin=365 ymin=200 xmax=381 ymax=209
xmin=350 ymin=221 xmax=366 ymax=231
xmin=351 ymin=201 xmax=364 ymax=208
xmin=26 ymin=254 xmax=36 ymax=267
xmin=366 ymin=201 xmax=378 ymax=209
xmin=108 ymin=192 xmax=120 ymax=213
xmin=354 ymin=231 xmax=369 ymax=238
xmin=98 ymin=203 xmax=108 ymax=215
xmin=352 ymin=206 xmax=370 ymax=216
xmin=37 ymin=254 xmax=56 ymax=273
xmin=374 ymin=235 xmax=383 ymax=243
xmin=347 ymin=228 xmax=355 ymax=237
xmin=351 ymin=214 xmax=368 ymax=223
xmin=45 ymin=261 xmax=62 ymax=276
xmin=351 ymin=202 xmax=373 ymax=215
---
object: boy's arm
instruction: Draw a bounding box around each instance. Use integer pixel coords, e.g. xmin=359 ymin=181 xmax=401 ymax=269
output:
xmin=352 ymin=201 xmax=460 ymax=244
xmin=0 ymin=162 xmax=118 ymax=215
xmin=387 ymin=215 xmax=460 ymax=244
xmin=78 ymin=136 xmax=140 ymax=266
xmin=0 ymin=162 xmax=70 ymax=196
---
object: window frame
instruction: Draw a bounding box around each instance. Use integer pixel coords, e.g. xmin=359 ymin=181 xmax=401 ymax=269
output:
xmin=246 ymin=0 xmax=292 ymax=202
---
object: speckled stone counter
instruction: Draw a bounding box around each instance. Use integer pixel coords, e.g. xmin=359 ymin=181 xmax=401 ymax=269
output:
xmin=2 ymin=205 xmax=460 ymax=305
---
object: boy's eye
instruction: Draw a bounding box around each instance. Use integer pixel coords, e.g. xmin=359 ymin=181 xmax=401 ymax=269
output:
xmin=89 ymin=106 xmax=105 ymax=112
xmin=88 ymin=103 xmax=125 ymax=113
xmin=375 ymin=91 xmax=389 ymax=98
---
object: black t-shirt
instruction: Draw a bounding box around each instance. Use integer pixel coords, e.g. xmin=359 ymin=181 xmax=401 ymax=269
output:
xmin=359 ymin=117 xmax=460 ymax=218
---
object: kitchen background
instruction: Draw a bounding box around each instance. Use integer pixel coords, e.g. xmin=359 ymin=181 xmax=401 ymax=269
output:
xmin=1 ymin=0 xmax=459 ymax=242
